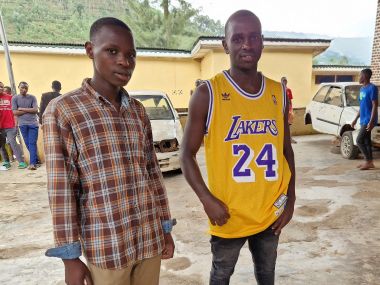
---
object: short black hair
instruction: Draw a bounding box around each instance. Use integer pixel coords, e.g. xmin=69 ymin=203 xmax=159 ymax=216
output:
xmin=90 ymin=17 xmax=132 ymax=41
xmin=225 ymin=10 xmax=261 ymax=37
xmin=52 ymin=80 xmax=61 ymax=90
xmin=361 ymin=68 xmax=372 ymax=79
xmin=18 ymin=81 xmax=28 ymax=88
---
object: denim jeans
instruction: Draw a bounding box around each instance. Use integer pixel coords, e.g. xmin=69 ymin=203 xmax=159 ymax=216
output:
xmin=210 ymin=226 xmax=279 ymax=285
xmin=19 ymin=125 xmax=39 ymax=165
xmin=356 ymin=125 xmax=373 ymax=161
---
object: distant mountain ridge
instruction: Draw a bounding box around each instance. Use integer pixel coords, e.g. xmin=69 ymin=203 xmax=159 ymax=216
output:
xmin=263 ymin=31 xmax=372 ymax=66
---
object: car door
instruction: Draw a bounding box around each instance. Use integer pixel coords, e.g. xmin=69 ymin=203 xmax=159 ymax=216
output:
xmin=309 ymin=85 xmax=331 ymax=132
xmin=317 ymin=86 xmax=344 ymax=136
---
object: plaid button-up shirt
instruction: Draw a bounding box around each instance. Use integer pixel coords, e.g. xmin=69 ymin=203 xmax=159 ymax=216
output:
xmin=43 ymin=79 xmax=171 ymax=269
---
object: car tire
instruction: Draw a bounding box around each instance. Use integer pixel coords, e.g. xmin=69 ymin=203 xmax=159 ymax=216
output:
xmin=340 ymin=131 xmax=359 ymax=159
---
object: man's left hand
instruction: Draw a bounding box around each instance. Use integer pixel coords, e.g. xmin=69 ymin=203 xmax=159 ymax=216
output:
xmin=366 ymin=121 xmax=375 ymax=131
xmin=271 ymin=200 xmax=295 ymax=235
xmin=161 ymin=233 xmax=175 ymax=259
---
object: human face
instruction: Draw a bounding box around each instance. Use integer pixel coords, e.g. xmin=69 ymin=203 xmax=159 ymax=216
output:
xmin=0 ymin=82 xmax=4 ymax=94
xmin=4 ymin=87 xmax=11 ymax=95
xmin=19 ymin=84 xmax=28 ymax=95
xmin=359 ymin=71 xmax=366 ymax=85
xmin=85 ymin=25 xmax=136 ymax=88
xmin=223 ymin=15 xmax=263 ymax=71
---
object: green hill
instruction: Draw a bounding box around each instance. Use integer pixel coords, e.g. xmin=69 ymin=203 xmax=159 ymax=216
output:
xmin=0 ymin=0 xmax=223 ymax=49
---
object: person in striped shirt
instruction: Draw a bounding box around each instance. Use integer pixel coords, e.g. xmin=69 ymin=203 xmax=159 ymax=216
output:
xmin=43 ymin=17 xmax=175 ymax=285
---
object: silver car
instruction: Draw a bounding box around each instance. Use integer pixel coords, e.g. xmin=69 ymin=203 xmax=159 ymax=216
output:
xmin=130 ymin=91 xmax=183 ymax=172
xmin=305 ymin=82 xmax=380 ymax=159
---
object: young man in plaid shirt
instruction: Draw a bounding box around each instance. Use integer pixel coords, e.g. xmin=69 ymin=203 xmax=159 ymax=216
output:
xmin=43 ymin=17 xmax=175 ymax=285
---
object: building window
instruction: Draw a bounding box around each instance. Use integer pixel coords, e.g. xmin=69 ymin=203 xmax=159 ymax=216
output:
xmin=315 ymin=75 xmax=354 ymax=84
xmin=315 ymin=75 xmax=335 ymax=84
xmin=336 ymin=75 xmax=353 ymax=82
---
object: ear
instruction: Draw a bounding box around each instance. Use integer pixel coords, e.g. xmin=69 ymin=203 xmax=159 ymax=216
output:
xmin=222 ymin=39 xmax=230 ymax=54
xmin=85 ymin=41 xmax=94 ymax=59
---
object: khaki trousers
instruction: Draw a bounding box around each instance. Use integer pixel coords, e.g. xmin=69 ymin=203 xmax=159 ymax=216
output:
xmin=88 ymin=255 xmax=161 ymax=285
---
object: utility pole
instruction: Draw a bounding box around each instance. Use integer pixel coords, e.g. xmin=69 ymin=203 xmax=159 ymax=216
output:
xmin=0 ymin=10 xmax=17 ymax=95
xmin=0 ymin=10 xmax=24 ymax=157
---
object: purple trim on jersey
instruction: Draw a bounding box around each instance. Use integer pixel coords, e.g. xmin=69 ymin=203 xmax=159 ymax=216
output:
xmin=205 ymin=80 xmax=214 ymax=134
xmin=281 ymin=82 xmax=287 ymax=114
xmin=222 ymin=70 xmax=265 ymax=99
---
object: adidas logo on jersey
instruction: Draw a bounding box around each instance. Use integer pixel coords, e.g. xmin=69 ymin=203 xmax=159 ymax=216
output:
xmin=221 ymin=92 xmax=230 ymax=100
xmin=272 ymin=94 xmax=277 ymax=105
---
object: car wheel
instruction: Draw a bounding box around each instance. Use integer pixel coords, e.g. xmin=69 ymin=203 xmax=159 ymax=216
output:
xmin=340 ymin=131 xmax=359 ymax=159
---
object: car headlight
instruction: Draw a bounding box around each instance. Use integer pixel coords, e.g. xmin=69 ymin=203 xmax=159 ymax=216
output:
xmin=154 ymin=139 xmax=179 ymax=153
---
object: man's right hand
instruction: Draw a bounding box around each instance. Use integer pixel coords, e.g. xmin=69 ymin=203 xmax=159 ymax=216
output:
xmin=63 ymin=258 xmax=93 ymax=285
xmin=351 ymin=119 xmax=357 ymax=129
xmin=200 ymin=195 xmax=230 ymax=226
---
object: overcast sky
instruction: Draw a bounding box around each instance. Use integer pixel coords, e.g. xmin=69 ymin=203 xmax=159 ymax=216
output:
xmin=188 ymin=0 xmax=377 ymax=38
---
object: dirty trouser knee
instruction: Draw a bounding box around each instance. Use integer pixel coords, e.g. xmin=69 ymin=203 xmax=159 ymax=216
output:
xmin=248 ymin=226 xmax=280 ymax=285
xmin=3 ymin=128 xmax=24 ymax=163
xmin=209 ymin=235 xmax=246 ymax=285
xmin=356 ymin=125 xmax=372 ymax=161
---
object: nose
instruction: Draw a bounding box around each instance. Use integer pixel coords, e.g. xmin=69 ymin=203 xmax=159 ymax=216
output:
xmin=241 ymin=38 xmax=252 ymax=50
xmin=117 ymin=54 xmax=133 ymax=67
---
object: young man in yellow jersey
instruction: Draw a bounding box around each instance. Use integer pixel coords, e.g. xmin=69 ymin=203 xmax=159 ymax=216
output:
xmin=180 ymin=10 xmax=295 ymax=285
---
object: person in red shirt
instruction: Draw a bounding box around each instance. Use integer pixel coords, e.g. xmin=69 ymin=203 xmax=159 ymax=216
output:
xmin=4 ymin=86 xmax=12 ymax=96
xmin=281 ymin=77 xmax=297 ymax=144
xmin=0 ymin=81 xmax=27 ymax=169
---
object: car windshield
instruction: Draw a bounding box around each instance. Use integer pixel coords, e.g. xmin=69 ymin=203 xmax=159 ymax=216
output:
xmin=131 ymin=95 xmax=174 ymax=120
xmin=345 ymin=86 xmax=361 ymax=106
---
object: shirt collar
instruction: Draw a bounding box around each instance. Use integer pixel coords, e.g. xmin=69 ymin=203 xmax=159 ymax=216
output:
xmin=82 ymin=78 xmax=130 ymax=108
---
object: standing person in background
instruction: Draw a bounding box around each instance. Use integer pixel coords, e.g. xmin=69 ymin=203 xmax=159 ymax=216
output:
xmin=281 ymin=77 xmax=297 ymax=144
xmin=351 ymin=68 xmax=378 ymax=170
xmin=181 ymin=10 xmax=295 ymax=285
xmin=0 ymin=81 xmax=27 ymax=169
xmin=39 ymin=80 xmax=62 ymax=125
xmin=12 ymin=82 xmax=39 ymax=170
xmin=4 ymin=86 xmax=12 ymax=96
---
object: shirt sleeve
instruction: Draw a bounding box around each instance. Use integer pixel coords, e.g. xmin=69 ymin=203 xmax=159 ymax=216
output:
xmin=371 ymin=85 xmax=379 ymax=101
xmin=32 ymin=95 xmax=38 ymax=109
xmin=287 ymin=88 xmax=293 ymax=100
xmin=11 ymin=96 xmax=18 ymax=110
xmin=43 ymin=100 xmax=81 ymax=248
xmin=39 ymin=94 xmax=47 ymax=125
xmin=142 ymin=109 xmax=171 ymax=221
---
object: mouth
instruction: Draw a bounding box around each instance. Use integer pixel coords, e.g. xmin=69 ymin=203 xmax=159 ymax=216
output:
xmin=240 ymin=54 xmax=255 ymax=62
xmin=114 ymin=71 xmax=132 ymax=81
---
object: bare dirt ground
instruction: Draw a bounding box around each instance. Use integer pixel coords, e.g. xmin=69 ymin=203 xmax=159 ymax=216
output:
xmin=0 ymin=134 xmax=379 ymax=285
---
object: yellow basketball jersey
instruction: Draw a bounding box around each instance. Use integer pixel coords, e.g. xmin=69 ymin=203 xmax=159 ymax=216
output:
xmin=204 ymin=71 xmax=291 ymax=238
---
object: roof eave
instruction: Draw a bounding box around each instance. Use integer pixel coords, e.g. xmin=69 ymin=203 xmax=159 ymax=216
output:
xmin=191 ymin=38 xmax=331 ymax=58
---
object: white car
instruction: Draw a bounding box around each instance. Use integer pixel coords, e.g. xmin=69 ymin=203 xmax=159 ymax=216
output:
xmin=305 ymin=82 xmax=380 ymax=159
xmin=129 ymin=91 xmax=183 ymax=172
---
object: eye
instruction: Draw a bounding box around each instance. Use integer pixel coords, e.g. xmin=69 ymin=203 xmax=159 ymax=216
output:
xmin=232 ymin=36 xmax=242 ymax=43
xmin=108 ymin=48 xmax=118 ymax=55
xmin=248 ymin=34 xmax=262 ymax=42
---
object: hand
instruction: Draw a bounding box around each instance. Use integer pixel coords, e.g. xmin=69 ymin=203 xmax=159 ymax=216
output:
xmin=201 ymin=195 xmax=230 ymax=226
xmin=271 ymin=200 xmax=295 ymax=235
xmin=161 ymin=233 xmax=175 ymax=259
xmin=63 ymin=258 xmax=93 ymax=285
xmin=351 ymin=120 xmax=357 ymax=129
xmin=366 ymin=121 xmax=374 ymax=131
